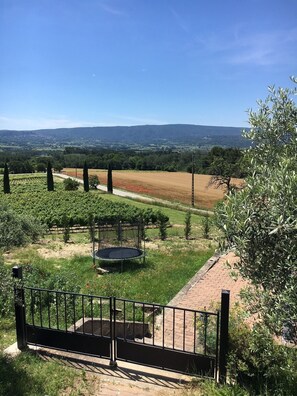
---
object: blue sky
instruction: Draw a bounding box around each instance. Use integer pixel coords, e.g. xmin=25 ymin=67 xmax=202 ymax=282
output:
xmin=0 ymin=0 xmax=296 ymax=130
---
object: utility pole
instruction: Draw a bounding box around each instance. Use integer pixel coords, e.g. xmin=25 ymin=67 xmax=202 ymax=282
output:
xmin=191 ymin=154 xmax=195 ymax=207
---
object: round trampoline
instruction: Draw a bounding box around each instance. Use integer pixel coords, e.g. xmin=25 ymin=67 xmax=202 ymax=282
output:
xmin=93 ymin=247 xmax=144 ymax=261
xmin=92 ymin=221 xmax=146 ymax=271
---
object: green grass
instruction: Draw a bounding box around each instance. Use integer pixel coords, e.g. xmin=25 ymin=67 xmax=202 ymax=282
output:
xmin=102 ymin=191 xmax=204 ymax=224
xmin=9 ymin=245 xmax=213 ymax=305
xmin=0 ymin=319 xmax=15 ymax=351
xmin=0 ymin=351 xmax=85 ymax=396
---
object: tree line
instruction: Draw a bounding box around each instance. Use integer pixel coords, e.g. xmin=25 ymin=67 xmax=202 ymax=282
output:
xmin=0 ymin=146 xmax=246 ymax=178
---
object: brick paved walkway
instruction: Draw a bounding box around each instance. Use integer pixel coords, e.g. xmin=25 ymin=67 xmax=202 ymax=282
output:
xmin=141 ymin=252 xmax=247 ymax=353
xmin=173 ymin=252 xmax=247 ymax=311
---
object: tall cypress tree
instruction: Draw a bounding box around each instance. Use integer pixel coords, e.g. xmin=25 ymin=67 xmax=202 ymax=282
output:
xmin=83 ymin=161 xmax=89 ymax=192
xmin=107 ymin=163 xmax=113 ymax=194
xmin=3 ymin=163 xmax=10 ymax=194
xmin=47 ymin=161 xmax=54 ymax=191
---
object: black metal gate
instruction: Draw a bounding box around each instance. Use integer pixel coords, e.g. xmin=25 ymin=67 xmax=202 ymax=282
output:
xmin=12 ymin=266 xmax=229 ymax=382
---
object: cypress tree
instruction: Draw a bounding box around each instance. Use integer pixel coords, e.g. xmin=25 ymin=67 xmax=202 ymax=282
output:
xmin=47 ymin=161 xmax=54 ymax=191
xmin=3 ymin=163 xmax=10 ymax=194
xmin=184 ymin=211 xmax=192 ymax=240
xmin=83 ymin=161 xmax=89 ymax=192
xmin=107 ymin=163 xmax=113 ymax=194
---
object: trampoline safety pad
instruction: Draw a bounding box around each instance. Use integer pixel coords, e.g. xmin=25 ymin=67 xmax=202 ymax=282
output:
xmin=93 ymin=247 xmax=144 ymax=261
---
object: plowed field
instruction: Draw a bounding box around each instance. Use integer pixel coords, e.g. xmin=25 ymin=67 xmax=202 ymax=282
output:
xmin=63 ymin=169 xmax=244 ymax=209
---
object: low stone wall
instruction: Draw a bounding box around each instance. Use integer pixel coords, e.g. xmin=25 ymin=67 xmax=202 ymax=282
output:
xmin=68 ymin=317 xmax=151 ymax=340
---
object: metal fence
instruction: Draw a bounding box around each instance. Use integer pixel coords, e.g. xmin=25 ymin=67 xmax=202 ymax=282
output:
xmin=12 ymin=266 xmax=230 ymax=382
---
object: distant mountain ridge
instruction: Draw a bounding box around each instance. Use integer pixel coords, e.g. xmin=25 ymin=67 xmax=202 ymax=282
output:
xmin=0 ymin=124 xmax=248 ymax=148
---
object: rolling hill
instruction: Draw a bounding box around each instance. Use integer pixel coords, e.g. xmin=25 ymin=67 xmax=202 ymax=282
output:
xmin=0 ymin=124 xmax=248 ymax=149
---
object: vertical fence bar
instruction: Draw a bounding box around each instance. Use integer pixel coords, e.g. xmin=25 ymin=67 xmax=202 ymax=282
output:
xmin=12 ymin=266 xmax=27 ymax=350
xmin=109 ymin=297 xmax=117 ymax=367
xmin=173 ymin=308 xmax=175 ymax=349
xmin=183 ymin=310 xmax=186 ymax=351
xmin=133 ymin=301 xmax=135 ymax=340
xmin=215 ymin=311 xmax=220 ymax=382
xmin=194 ymin=312 xmax=197 ymax=353
xmin=72 ymin=294 xmax=76 ymax=331
xmin=82 ymin=295 xmax=85 ymax=333
xmin=91 ymin=296 xmax=94 ymax=335
xmin=152 ymin=304 xmax=155 ymax=345
xmin=162 ymin=307 xmax=165 ymax=348
xmin=142 ymin=303 xmax=145 ymax=343
xmin=64 ymin=293 xmax=67 ymax=332
xmin=39 ymin=290 xmax=43 ymax=327
xmin=100 ymin=297 xmax=103 ymax=337
xmin=204 ymin=313 xmax=207 ymax=355
xmin=30 ymin=289 xmax=34 ymax=326
xmin=56 ymin=292 xmax=59 ymax=330
xmin=123 ymin=300 xmax=126 ymax=340
xmin=219 ymin=290 xmax=230 ymax=384
xmin=47 ymin=291 xmax=51 ymax=329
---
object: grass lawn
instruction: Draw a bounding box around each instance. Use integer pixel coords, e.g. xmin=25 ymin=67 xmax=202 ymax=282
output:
xmin=0 ymin=351 xmax=90 ymax=396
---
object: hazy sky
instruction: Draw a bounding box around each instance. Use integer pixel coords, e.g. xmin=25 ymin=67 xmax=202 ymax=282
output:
xmin=0 ymin=0 xmax=296 ymax=130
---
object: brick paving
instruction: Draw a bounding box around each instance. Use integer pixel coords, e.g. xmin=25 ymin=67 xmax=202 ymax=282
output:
xmin=141 ymin=252 xmax=247 ymax=354
xmin=174 ymin=252 xmax=247 ymax=311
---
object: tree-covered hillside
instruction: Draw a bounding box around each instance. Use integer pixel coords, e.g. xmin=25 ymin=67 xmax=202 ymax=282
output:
xmin=0 ymin=123 xmax=248 ymax=149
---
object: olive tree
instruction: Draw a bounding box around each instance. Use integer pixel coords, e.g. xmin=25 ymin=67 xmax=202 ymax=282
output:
xmin=215 ymin=80 xmax=297 ymax=339
xmin=0 ymin=205 xmax=46 ymax=250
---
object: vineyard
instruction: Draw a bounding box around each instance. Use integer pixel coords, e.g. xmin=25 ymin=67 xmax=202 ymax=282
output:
xmin=1 ymin=176 xmax=165 ymax=227
xmin=8 ymin=174 xmax=64 ymax=194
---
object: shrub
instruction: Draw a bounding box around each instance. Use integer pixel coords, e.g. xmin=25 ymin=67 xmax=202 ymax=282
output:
xmin=63 ymin=178 xmax=80 ymax=191
xmin=157 ymin=211 xmax=168 ymax=240
xmin=0 ymin=260 xmax=14 ymax=317
xmin=0 ymin=205 xmax=46 ymax=250
xmin=89 ymin=175 xmax=100 ymax=189
xmin=228 ymin=310 xmax=297 ymax=396
xmin=61 ymin=214 xmax=70 ymax=243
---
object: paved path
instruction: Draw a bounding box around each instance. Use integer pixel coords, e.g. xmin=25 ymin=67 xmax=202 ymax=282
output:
xmin=172 ymin=252 xmax=246 ymax=311
xmin=143 ymin=252 xmax=247 ymax=354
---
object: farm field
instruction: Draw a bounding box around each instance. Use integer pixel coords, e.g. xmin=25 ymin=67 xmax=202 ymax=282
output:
xmin=63 ymin=168 xmax=244 ymax=209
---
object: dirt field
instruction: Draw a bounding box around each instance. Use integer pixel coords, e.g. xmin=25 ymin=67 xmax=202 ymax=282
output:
xmin=63 ymin=169 xmax=244 ymax=209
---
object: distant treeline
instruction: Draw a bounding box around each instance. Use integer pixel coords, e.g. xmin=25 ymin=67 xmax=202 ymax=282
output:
xmin=0 ymin=146 xmax=246 ymax=178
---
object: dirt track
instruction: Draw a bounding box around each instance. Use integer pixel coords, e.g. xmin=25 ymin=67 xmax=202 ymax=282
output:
xmin=63 ymin=169 xmax=243 ymax=209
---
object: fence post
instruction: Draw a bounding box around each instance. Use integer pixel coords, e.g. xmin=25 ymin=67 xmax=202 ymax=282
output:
xmin=218 ymin=289 xmax=230 ymax=383
xmin=12 ymin=266 xmax=27 ymax=350
xmin=109 ymin=296 xmax=117 ymax=367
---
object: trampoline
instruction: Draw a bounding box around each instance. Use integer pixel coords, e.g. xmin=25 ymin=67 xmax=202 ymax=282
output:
xmin=92 ymin=221 xmax=146 ymax=271
xmin=93 ymin=247 xmax=144 ymax=261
